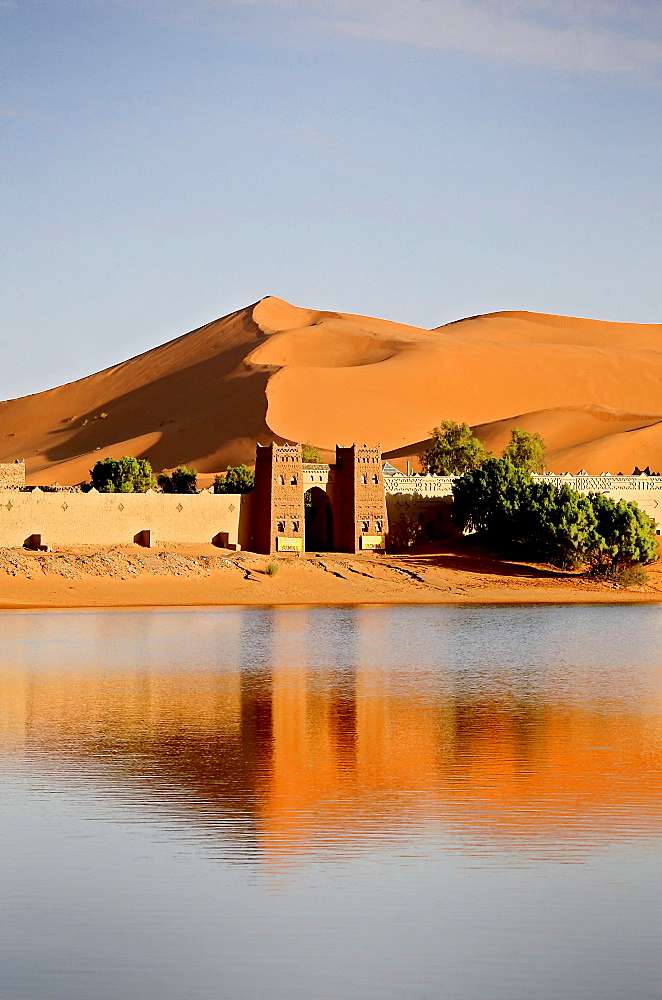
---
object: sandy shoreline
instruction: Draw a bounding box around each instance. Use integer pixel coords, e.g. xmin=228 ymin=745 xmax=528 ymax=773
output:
xmin=0 ymin=542 xmax=660 ymax=611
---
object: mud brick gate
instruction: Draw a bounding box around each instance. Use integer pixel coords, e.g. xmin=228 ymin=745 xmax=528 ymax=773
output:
xmin=252 ymin=443 xmax=388 ymax=555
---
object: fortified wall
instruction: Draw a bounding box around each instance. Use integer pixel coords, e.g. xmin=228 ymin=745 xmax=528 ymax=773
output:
xmin=384 ymin=471 xmax=662 ymax=540
xmin=1 ymin=452 xmax=659 ymax=554
xmin=0 ymin=489 xmax=251 ymax=550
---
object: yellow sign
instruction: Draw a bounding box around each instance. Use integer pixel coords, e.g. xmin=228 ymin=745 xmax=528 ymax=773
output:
xmin=361 ymin=534 xmax=384 ymax=550
xmin=277 ymin=536 xmax=302 ymax=552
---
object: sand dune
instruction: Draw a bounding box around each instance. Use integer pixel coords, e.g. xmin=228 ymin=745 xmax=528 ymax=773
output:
xmin=0 ymin=297 xmax=660 ymax=485
xmin=472 ymin=405 xmax=662 ymax=475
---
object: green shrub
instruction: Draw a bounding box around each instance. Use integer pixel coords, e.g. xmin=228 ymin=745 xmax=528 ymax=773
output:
xmin=388 ymin=513 xmax=420 ymax=552
xmin=452 ymin=457 xmax=657 ymax=573
xmin=585 ymin=492 xmax=658 ymax=575
xmin=266 ymin=561 xmax=279 ymax=576
xmin=502 ymin=428 xmax=546 ymax=474
xmin=593 ymin=563 xmax=650 ymax=588
xmin=302 ymin=443 xmax=322 ymax=463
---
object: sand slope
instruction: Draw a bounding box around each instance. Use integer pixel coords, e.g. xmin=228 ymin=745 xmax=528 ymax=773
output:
xmin=0 ymin=297 xmax=660 ymax=485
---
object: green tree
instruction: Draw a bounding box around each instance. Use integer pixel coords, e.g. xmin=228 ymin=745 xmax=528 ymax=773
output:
xmin=90 ymin=456 xmax=155 ymax=493
xmin=452 ymin=457 xmax=532 ymax=545
xmin=502 ymin=428 xmax=546 ymax=474
xmin=302 ymin=443 xmax=322 ymax=463
xmin=525 ymin=482 xmax=598 ymax=569
xmin=585 ymin=492 xmax=658 ymax=575
xmin=214 ymin=464 xmax=255 ymax=494
xmin=452 ymin=457 xmax=657 ymax=573
xmin=158 ymin=466 xmax=198 ymax=494
xmin=421 ymin=421 xmax=488 ymax=475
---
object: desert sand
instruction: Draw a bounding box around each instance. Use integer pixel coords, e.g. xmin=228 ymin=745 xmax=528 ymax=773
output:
xmin=0 ymin=297 xmax=660 ymax=485
xmin=0 ymin=542 xmax=660 ymax=610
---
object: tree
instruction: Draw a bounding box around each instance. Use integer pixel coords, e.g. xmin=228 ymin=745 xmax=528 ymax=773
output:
xmin=525 ymin=482 xmax=597 ymax=569
xmin=158 ymin=466 xmax=198 ymax=494
xmin=302 ymin=443 xmax=322 ymax=463
xmin=214 ymin=465 xmax=255 ymax=494
xmin=421 ymin=421 xmax=488 ymax=475
xmin=452 ymin=457 xmax=532 ymax=547
xmin=502 ymin=428 xmax=546 ymax=474
xmin=452 ymin=456 xmax=657 ymax=573
xmin=585 ymin=492 xmax=658 ymax=575
xmin=90 ymin=456 xmax=155 ymax=493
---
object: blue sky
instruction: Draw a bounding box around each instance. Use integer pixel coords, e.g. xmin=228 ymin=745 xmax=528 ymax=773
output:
xmin=2 ymin=0 xmax=661 ymax=398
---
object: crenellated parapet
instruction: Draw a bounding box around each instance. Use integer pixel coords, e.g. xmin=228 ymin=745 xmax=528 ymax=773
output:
xmin=384 ymin=474 xmax=455 ymax=498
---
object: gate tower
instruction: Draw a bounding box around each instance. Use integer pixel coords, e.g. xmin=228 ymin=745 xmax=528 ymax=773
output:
xmin=334 ymin=444 xmax=387 ymax=553
xmin=252 ymin=443 xmax=305 ymax=555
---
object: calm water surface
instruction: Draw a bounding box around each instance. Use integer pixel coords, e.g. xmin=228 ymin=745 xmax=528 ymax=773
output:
xmin=1 ymin=604 xmax=661 ymax=1000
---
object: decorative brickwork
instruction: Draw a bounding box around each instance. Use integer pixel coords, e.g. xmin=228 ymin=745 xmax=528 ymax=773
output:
xmin=252 ymin=443 xmax=388 ymax=554
xmin=253 ymin=443 xmax=305 ymax=555
xmin=333 ymin=445 xmax=388 ymax=554
xmin=0 ymin=460 xmax=26 ymax=490
xmin=383 ymin=471 xmax=662 ymax=540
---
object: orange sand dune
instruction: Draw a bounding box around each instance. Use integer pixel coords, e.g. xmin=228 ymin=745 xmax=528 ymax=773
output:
xmin=473 ymin=404 xmax=662 ymax=474
xmin=0 ymin=297 xmax=660 ymax=485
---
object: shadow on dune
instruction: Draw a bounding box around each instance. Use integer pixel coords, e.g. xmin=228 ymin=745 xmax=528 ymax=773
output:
xmin=43 ymin=340 xmax=277 ymax=473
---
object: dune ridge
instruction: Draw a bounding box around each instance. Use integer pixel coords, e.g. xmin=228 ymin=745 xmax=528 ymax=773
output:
xmin=0 ymin=296 xmax=660 ymax=485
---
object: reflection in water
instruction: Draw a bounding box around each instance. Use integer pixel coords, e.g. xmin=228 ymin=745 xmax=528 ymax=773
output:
xmin=2 ymin=604 xmax=662 ymax=1000
xmin=1 ymin=605 xmax=661 ymax=860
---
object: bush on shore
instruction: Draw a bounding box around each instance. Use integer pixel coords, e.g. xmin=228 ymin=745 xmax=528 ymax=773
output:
xmin=452 ymin=457 xmax=657 ymax=574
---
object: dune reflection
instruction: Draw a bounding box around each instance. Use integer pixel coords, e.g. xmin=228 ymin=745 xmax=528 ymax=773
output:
xmin=1 ymin=607 xmax=661 ymax=859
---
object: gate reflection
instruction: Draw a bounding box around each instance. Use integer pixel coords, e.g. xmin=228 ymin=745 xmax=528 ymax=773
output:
xmin=1 ymin=606 xmax=661 ymax=860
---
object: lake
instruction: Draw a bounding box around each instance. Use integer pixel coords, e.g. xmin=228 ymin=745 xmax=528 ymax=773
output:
xmin=1 ymin=604 xmax=661 ymax=1000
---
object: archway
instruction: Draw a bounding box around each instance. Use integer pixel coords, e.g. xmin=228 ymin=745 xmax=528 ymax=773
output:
xmin=304 ymin=487 xmax=334 ymax=551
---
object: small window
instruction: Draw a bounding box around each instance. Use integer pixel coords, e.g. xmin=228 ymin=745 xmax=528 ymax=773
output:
xmin=278 ymin=475 xmax=285 ymax=485
xmin=290 ymin=475 xmax=298 ymax=485
xmin=375 ymin=520 xmax=383 ymax=532
xmin=292 ymin=520 xmax=300 ymax=533
xmin=361 ymin=474 xmax=367 ymax=484
xmin=372 ymin=475 xmax=379 ymax=484
xmin=277 ymin=520 xmax=285 ymax=532
xmin=362 ymin=520 xmax=369 ymax=533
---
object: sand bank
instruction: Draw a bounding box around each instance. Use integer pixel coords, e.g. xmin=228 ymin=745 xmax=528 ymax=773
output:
xmin=0 ymin=543 xmax=660 ymax=610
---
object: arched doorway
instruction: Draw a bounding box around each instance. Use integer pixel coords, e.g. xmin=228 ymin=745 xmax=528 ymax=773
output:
xmin=305 ymin=487 xmax=334 ymax=551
